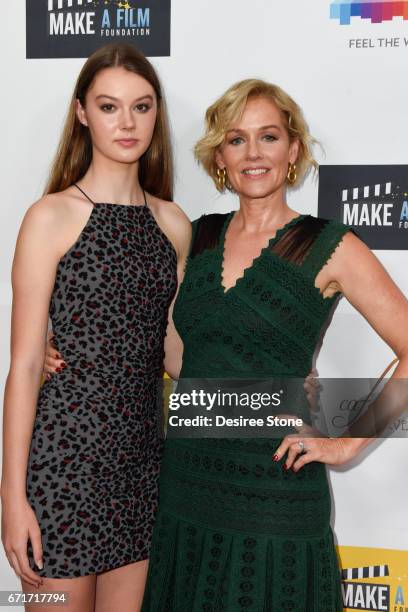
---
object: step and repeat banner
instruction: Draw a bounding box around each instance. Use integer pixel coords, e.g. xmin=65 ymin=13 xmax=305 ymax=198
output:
xmin=26 ymin=0 xmax=171 ymax=57
xmin=1 ymin=1 xmax=407 ymax=610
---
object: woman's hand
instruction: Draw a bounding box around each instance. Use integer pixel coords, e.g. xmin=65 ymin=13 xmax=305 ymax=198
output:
xmin=43 ymin=332 xmax=66 ymax=379
xmin=303 ymin=367 xmax=321 ymax=414
xmin=273 ymin=431 xmax=361 ymax=472
xmin=1 ymin=495 xmax=43 ymax=588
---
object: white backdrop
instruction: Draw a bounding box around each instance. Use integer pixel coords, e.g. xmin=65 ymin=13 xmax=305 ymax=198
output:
xmin=1 ymin=0 xmax=407 ymax=597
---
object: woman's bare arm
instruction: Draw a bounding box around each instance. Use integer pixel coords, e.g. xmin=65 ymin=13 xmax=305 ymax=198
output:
xmin=1 ymin=197 xmax=69 ymax=585
xmin=152 ymin=201 xmax=191 ymax=380
xmin=275 ymin=232 xmax=408 ymax=469
xmin=326 ymin=231 xmax=408 ymax=447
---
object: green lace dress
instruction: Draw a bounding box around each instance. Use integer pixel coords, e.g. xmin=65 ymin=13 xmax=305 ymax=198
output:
xmin=142 ymin=212 xmax=352 ymax=612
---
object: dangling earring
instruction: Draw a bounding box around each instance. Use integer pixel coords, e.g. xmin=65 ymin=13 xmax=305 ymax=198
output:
xmin=216 ymin=168 xmax=227 ymax=191
xmin=287 ymin=162 xmax=297 ymax=185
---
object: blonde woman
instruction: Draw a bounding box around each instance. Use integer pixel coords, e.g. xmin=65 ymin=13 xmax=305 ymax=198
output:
xmin=139 ymin=80 xmax=408 ymax=611
xmin=1 ymin=43 xmax=190 ymax=611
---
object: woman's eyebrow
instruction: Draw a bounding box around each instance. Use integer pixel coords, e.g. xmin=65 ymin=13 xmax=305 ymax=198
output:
xmin=95 ymin=94 xmax=154 ymax=102
xmin=226 ymin=124 xmax=281 ymax=134
xmin=259 ymin=124 xmax=281 ymax=130
xmin=226 ymin=127 xmax=245 ymax=135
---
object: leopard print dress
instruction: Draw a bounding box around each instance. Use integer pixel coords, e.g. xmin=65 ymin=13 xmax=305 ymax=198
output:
xmin=26 ymin=186 xmax=178 ymax=578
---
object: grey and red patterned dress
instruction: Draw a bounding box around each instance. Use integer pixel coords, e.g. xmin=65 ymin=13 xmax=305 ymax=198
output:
xmin=26 ymin=185 xmax=178 ymax=578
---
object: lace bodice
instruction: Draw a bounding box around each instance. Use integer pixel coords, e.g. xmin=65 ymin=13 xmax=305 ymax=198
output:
xmin=173 ymin=212 xmax=352 ymax=380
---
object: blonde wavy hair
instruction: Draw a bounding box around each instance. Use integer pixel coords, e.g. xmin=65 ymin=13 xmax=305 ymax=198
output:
xmin=194 ymin=79 xmax=318 ymax=191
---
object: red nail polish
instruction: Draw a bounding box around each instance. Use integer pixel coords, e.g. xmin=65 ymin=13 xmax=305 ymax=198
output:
xmin=283 ymin=463 xmax=288 ymax=471
xmin=61 ymin=362 xmax=67 ymax=368
xmin=272 ymin=454 xmax=279 ymax=462
xmin=56 ymin=367 xmax=61 ymax=373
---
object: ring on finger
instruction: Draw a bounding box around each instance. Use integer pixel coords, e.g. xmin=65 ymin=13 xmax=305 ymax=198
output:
xmin=298 ymin=440 xmax=307 ymax=454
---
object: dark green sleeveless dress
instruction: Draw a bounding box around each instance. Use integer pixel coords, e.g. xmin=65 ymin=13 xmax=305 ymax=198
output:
xmin=142 ymin=212 xmax=351 ymax=612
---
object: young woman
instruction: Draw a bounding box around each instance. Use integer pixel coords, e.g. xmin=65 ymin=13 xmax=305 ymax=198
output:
xmin=1 ymin=43 xmax=190 ymax=612
xmin=139 ymin=80 xmax=408 ymax=611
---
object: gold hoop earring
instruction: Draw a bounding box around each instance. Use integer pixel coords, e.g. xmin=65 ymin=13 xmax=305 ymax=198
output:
xmin=287 ymin=162 xmax=297 ymax=185
xmin=216 ymin=168 xmax=227 ymax=190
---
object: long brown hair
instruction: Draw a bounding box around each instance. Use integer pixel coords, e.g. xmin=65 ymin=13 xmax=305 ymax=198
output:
xmin=45 ymin=43 xmax=173 ymax=200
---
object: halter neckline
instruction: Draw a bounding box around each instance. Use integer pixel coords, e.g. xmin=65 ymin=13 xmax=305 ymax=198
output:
xmin=74 ymin=183 xmax=148 ymax=208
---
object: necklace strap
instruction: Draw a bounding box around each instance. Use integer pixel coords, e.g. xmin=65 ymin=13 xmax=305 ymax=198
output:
xmin=74 ymin=183 xmax=147 ymax=207
xmin=74 ymin=183 xmax=96 ymax=205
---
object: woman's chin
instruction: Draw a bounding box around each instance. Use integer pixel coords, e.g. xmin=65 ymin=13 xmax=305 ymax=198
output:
xmin=230 ymin=175 xmax=284 ymax=200
xmin=235 ymin=185 xmax=280 ymax=200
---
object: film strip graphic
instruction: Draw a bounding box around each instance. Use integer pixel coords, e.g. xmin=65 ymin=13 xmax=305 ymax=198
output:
xmin=342 ymin=182 xmax=392 ymax=202
xmin=341 ymin=564 xmax=390 ymax=580
xmin=48 ymin=0 xmax=93 ymax=11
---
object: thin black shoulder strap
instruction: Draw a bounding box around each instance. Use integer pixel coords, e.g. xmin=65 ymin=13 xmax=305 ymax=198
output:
xmin=74 ymin=183 xmax=96 ymax=205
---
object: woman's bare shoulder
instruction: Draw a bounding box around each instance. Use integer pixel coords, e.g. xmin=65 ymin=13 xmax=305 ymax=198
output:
xmin=148 ymin=195 xmax=191 ymax=226
xmin=147 ymin=195 xmax=191 ymax=236
xmin=25 ymin=186 xmax=93 ymax=226
xmin=38 ymin=186 xmax=92 ymax=213
xmin=147 ymin=195 xmax=192 ymax=256
xmin=16 ymin=187 xmax=93 ymax=262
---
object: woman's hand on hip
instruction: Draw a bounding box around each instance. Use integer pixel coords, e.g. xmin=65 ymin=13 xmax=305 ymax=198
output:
xmin=273 ymin=431 xmax=360 ymax=472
